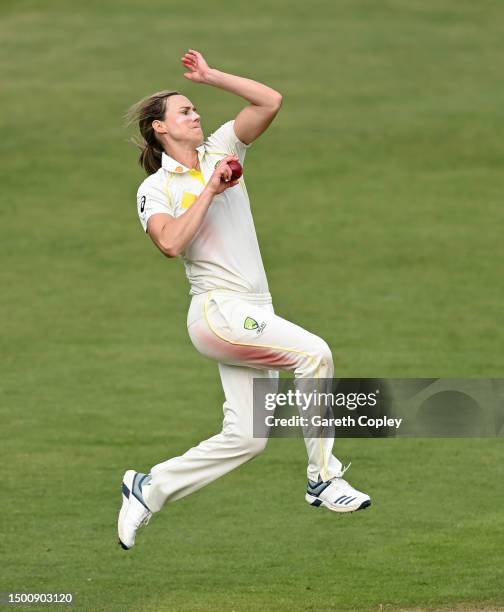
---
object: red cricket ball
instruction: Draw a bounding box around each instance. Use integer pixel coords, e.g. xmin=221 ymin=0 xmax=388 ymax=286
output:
xmin=228 ymin=159 xmax=243 ymax=181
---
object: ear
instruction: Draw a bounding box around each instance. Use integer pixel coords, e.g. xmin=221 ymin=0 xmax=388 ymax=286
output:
xmin=152 ymin=119 xmax=167 ymax=134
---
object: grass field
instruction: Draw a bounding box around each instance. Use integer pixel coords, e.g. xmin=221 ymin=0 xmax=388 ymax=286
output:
xmin=2 ymin=0 xmax=504 ymax=610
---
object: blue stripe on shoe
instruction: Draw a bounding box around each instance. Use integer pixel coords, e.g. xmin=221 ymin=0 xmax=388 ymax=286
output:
xmin=132 ymin=472 xmax=151 ymax=511
xmin=344 ymin=497 xmax=356 ymax=505
xmin=334 ymin=495 xmax=348 ymax=504
xmin=138 ymin=474 xmax=151 ymax=488
xmin=307 ymin=480 xmax=332 ymax=496
xmin=122 ymin=483 xmax=130 ymax=498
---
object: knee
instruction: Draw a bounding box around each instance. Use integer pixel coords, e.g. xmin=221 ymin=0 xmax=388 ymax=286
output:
xmin=299 ymin=338 xmax=333 ymax=377
xmin=232 ymin=433 xmax=268 ymax=459
xmin=315 ymin=341 xmax=333 ymax=378
xmin=316 ymin=339 xmax=333 ymax=370
xmin=244 ymin=435 xmax=268 ymax=458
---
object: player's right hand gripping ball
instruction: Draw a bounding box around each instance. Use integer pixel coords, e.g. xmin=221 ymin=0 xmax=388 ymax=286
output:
xmin=228 ymin=159 xmax=243 ymax=181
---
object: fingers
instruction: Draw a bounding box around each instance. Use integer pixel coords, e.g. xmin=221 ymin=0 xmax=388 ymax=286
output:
xmin=181 ymin=55 xmax=196 ymax=69
xmin=209 ymin=162 xmax=240 ymax=194
xmin=213 ymin=161 xmax=238 ymax=184
xmin=181 ymin=49 xmax=210 ymax=83
xmin=222 ymin=154 xmax=240 ymax=163
xmin=215 ymin=156 xmax=240 ymax=181
xmin=220 ymin=164 xmax=232 ymax=182
xmin=212 ymin=164 xmax=228 ymax=182
xmin=181 ymin=51 xmax=197 ymax=70
xmin=216 ymin=155 xmax=240 ymax=169
xmin=182 ymin=49 xmax=208 ymax=70
xmin=182 ymin=50 xmax=199 ymax=65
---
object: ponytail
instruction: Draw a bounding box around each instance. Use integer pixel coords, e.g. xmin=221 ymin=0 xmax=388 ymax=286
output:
xmin=138 ymin=135 xmax=164 ymax=175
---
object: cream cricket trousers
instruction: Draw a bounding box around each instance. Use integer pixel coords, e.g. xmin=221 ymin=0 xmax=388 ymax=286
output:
xmin=142 ymin=290 xmax=343 ymax=513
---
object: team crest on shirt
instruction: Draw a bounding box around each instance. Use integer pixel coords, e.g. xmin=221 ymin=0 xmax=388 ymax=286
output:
xmin=244 ymin=316 xmax=267 ymax=335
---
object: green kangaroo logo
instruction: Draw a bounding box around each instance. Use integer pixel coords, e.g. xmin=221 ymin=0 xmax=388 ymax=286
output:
xmin=244 ymin=316 xmax=259 ymax=330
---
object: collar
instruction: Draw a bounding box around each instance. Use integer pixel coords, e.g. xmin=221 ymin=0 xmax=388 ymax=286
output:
xmin=162 ymin=144 xmax=205 ymax=174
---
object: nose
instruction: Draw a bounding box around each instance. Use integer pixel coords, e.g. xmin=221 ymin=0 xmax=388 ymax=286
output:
xmin=192 ymin=111 xmax=200 ymax=122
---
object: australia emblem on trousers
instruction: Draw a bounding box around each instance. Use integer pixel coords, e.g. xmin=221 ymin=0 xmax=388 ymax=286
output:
xmin=244 ymin=316 xmax=267 ymax=335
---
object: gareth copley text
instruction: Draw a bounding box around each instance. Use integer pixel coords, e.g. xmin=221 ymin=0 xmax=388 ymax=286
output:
xmin=265 ymin=414 xmax=403 ymax=429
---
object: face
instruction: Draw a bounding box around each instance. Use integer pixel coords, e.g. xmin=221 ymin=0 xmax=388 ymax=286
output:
xmin=155 ymin=94 xmax=203 ymax=146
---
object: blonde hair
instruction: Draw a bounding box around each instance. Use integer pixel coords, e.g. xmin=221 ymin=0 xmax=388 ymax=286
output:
xmin=126 ymin=90 xmax=180 ymax=175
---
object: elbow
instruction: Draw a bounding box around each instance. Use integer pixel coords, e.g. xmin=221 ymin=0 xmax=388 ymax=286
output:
xmin=159 ymin=239 xmax=180 ymax=258
xmin=271 ymin=92 xmax=283 ymax=112
xmin=147 ymin=218 xmax=182 ymax=257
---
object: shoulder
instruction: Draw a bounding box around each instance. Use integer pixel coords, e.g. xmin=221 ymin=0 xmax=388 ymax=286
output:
xmin=137 ymin=168 xmax=166 ymax=197
xmin=136 ymin=168 xmax=175 ymax=232
xmin=204 ymin=120 xmax=249 ymax=155
xmin=206 ymin=119 xmax=235 ymax=141
xmin=136 ymin=168 xmax=175 ymax=216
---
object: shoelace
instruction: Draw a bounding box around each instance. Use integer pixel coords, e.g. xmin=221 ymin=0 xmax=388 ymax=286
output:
xmin=342 ymin=461 xmax=351 ymax=475
xmin=309 ymin=462 xmax=353 ymax=492
xmin=134 ymin=511 xmax=152 ymax=529
xmin=330 ymin=461 xmax=351 ymax=482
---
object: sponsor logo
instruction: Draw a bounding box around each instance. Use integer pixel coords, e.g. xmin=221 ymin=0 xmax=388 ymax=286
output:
xmin=175 ymin=165 xmax=184 ymax=173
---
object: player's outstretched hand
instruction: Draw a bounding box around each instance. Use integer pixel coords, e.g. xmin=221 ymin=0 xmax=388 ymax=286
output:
xmin=206 ymin=155 xmax=241 ymax=196
xmin=181 ymin=49 xmax=212 ymax=83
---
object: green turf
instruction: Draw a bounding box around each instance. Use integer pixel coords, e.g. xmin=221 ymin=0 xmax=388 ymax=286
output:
xmin=2 ymin=0 xmax=504 ymax=610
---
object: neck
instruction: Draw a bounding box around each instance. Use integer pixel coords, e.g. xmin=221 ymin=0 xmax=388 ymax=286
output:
xmin=163 ymin=139 xmax=200 ymax=170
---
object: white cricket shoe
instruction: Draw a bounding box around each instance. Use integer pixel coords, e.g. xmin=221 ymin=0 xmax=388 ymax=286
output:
xmin=305 ymin=464 xmax=371 ymax=513
xmin=118 ymin=470 xmax=152 ymax=550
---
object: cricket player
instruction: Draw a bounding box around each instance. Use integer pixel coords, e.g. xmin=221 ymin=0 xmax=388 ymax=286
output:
xmin=118 ymin=50 xmax=371 ymax=550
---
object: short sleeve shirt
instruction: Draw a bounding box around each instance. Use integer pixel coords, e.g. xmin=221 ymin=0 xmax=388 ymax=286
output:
xmin=137 ymin=120 xmax=269 ymax=296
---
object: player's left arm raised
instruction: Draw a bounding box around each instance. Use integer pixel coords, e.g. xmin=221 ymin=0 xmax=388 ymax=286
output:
xmin=181 ymin=49 xmax=282 ymax=145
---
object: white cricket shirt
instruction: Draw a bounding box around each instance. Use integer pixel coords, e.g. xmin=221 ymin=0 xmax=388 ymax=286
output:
xmin=137 ymin=121 xmax=269 ymax=296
